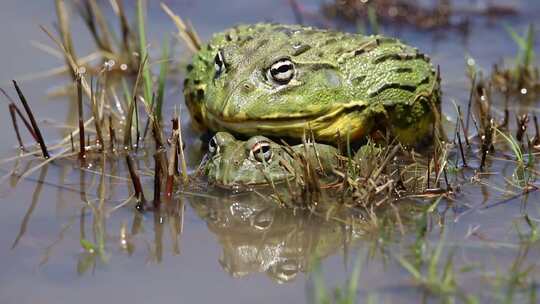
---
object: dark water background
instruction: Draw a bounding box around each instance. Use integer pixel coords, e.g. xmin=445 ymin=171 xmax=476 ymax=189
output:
xmin=1 ymin=1 xmax=540 ymax=303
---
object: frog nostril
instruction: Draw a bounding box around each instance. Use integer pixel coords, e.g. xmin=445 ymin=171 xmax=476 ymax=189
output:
xmin=242 ymin=82 xmax=254 ymax=93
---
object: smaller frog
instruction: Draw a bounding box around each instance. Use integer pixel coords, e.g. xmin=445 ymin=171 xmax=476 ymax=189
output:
xmin=201 ymin=132 xmax=339 ymax=188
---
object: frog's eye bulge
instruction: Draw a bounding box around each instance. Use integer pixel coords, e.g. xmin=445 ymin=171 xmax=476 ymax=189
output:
xmin=209 ymin=132 xmax=235 ymax=155
xmin=250 ymin=141 xmax=272 ymax=162
xmin=268 ymin=59 xmax=295 ymax=84
xmin=214 ymin=50 xmax=226 ymax=78
xmin=208 ymin=136 xmax=219 ymax=155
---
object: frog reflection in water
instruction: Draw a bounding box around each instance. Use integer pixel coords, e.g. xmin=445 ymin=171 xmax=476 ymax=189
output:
xmin=190 ymin=194 xmax=365 ymax=282
xmin=201 ymin=132 xmax=339 ymax=188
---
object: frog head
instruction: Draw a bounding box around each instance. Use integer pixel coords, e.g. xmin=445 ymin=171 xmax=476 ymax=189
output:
xmin=185 ymin=24 xmax=357 ymax=140
xmin=202 ymin=132 xmax=341 ymax=188
xmin=203 ymin=132 xmax=295 ymax=188
xmin=205 ymin=33 xmax=345 ymax=123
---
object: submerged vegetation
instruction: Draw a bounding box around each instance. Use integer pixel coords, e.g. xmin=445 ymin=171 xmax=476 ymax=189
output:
xmin=2 ymin=1 xmax=540 ymax=303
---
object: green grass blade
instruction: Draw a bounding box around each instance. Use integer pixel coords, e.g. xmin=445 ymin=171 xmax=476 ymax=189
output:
xmin=155 ymin=36 xmax=170 ymax=123
xmin=504 ymin=23 xmax=527 ymax=51
xmin=367 ymin=4 xmax=379 ymax=35
xmin=530 ymin=280 xmax=537 ymax=304
xmin=524 ymin=24 xmax=535 ymax=68
xmin=80 ymin=238 xmax=97 ymax=252
xmin=346 ymin=255 xmax=363 ymax=303
xmin=312 ymin=259 xmax=329 ymax=304
xmin=427 ymin=196 xmax=443 ymax=213
xmin=428 ymin=233 xmax=445 ymax=281
xmin=396 ymin=255 xmax=423 ymax=281
xmin=137 ymin=0 xmax=153 ymax=108
xmin=494 ymin=127 xmax=523 ymax=164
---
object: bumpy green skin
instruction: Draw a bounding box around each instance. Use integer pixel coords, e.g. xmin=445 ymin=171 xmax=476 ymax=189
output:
xmin=202 ymin=132 xmax=338 ymax=188
xmin=184 ymin=23 xmax=440 ymax=145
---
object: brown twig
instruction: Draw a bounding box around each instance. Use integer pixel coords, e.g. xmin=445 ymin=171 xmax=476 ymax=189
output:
xmin=109 ymin=114 xmax=116 ymax=152
xmin=480 ymin=119 xmax=494 ymax=171
xmin=8 ymin=104 xmax=27 ymax=151
xmin=1 ymin=88 xmax=37 ymax=141
xmin=533 ymin=115 xmax=540 ymax=147
xmin=165 ymin=118 xmax=179 ymax=198
xmin=426 ymin=157 xmax=431 ymax=189
xmin=161 ymin=3 xmax=201 ymax=53
xmin=126 ymin=155 xmax=146 ymax=211
xmin=456 ymin=129 xmax=467 ymax=167
xmin=70 ymin=132 xmax=75 ymax=152
xmin=176 ymin=109 xmax=189 ymax=185
xmin=457 ymin=105 xmax=469 ymax=146
xmin=153 ymin=153 xmax=162 ymax=209
xmin=443 ymin=166 xmax=451 ymax=191
xmin=516 ymin=114 xmax=529 ymax=143
xmin=465 ymin=73 xmax=475 ymax=137
xmin=12 ymin=81 xmax=50 ymax=159
xmin=76 ymin=76 xmax=86 ymax=161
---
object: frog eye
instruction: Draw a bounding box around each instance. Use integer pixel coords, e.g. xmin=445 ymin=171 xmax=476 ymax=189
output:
xmin=268 ymin=59 xmax=295 ymax=84
xmin=214 ymin=50 xmax=226 ymax=77
xmin=250 ymin=141 xmax=272 ymax=162
xmin=208 ymin=136 xmax=220 ymax=155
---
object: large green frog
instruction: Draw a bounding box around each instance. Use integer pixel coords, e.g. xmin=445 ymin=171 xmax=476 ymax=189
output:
xmin=201 ymin=132 xmax=339 ymax=188
xmin=184 ymin=23 xmax=440 ymax=145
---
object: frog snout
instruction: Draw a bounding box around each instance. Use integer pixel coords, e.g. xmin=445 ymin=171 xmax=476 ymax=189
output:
xmin=222 ymin=80 xmax=256 ymax=118
xmin=241 ymin=82 xmax=255 ymax=94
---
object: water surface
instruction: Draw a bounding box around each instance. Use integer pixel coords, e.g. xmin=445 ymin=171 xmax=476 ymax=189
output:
xmin=1 ymin=1 xmax=540 ymax=303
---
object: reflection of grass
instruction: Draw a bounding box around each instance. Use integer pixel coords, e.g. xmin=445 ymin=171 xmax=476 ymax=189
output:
xmin=312 ymin=255 xmax=363 ymax=304
xmin=307 ymin=202 xmax=540 ymax=304
xmin=489 ymin=240 xmax=538 ymax=304
xmin=397 ymin=233 xmax=458 ymax=297
xmin=515 ymin=215 xmax=539 ymax=244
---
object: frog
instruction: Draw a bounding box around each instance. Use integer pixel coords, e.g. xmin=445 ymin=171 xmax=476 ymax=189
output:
xmin=184 ymin=23 xmax=441 ymax=145
xmin=200 ymin=132 xmax=339 ymax=188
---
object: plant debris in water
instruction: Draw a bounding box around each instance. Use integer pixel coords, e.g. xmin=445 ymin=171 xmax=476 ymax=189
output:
xmin=0 ymin=1 xmax=203 ymax=212
xmin=490 ymin=25 xmax=540 ymax=98
xmin=320 ymin=0 xmax=517 ymax=31
xmin=1 ymin=0 xmax=452 ymax=215
xmin=3 ymin=0 xmax=538 ymax=215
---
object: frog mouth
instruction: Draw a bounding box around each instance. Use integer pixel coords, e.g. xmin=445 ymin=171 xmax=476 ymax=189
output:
xmin=209 ymin=166 xmax=294 ymax=190
xmin=206 ymin=106 xmax=330 ymax=125
xmin=205 ymin=102 xmax=369 ymax=138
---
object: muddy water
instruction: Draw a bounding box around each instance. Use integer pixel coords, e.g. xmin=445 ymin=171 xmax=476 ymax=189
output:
xmin=1 ymin=1 xmax=540 ymax=303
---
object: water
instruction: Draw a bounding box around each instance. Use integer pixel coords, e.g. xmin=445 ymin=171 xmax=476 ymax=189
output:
xmin=1 ymin=1 xmax=540 ymax=303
